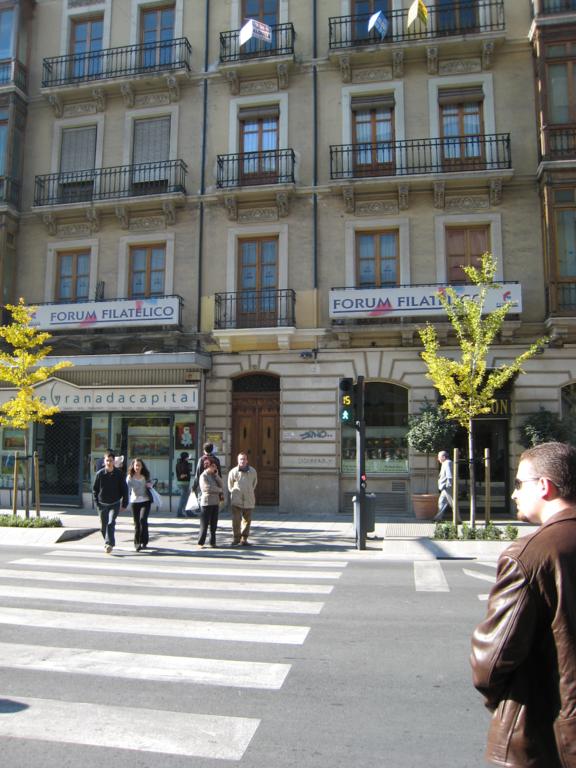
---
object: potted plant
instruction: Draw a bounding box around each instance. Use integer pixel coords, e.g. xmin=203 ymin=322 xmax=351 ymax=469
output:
xmin=406 ymin=401 xmax=457 ymax=518
xmin=519 ymin=407 xmax=573 ymax=448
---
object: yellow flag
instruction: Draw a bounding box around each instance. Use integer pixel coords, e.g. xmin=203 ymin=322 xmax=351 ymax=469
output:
xmin=407 ymin=0 xmax=428 ymax=28
xmin=418 ymin=1 xmax=429 ymax=24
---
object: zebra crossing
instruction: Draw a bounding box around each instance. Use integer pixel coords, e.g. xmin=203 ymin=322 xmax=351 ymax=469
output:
xmin=0 ymin=546 xmax=347 ymax=762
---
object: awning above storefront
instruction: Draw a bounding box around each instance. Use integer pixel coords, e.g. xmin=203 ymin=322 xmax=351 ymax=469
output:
xmin=42 ymin=351 xmax=212 ymax=371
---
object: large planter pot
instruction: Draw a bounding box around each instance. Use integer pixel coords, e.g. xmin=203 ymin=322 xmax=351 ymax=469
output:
xmin=412 ymin=493 xmax=438 ymax=519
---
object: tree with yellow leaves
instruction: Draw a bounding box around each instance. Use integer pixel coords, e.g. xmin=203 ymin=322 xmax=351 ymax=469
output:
xmin=0 ymin=299 xmax=72 ymax=517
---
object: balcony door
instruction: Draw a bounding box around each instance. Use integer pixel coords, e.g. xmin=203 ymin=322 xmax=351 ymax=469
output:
xmin=440 ymin=87 xmax=484 ymax=170
xmin=241 ymin=0 xmax=278 ymax=55
xmin=436 ymin=0 xmax=478 ymax=36
xmin=352 ymin=0 xmax=389 ymax=43
xmin=69 ymin=16 xmax=103 ymax=80
xmin=239 ymin=106 xmax=279 ymax=184
xmin=56 ymin=250 xmax=90 ymax=303
xmin=356 ymin=231 xmax=399 ymax=287
xmin=129 ymin=244 xmax=166 ymax=298
xmin=132 ymin=116 xmax=170 ymax=193
xmin=352 ymin=95 xmax=395 ymax=176
xmin=237 ymin=237 xmax=278 ymax=328
xmin=59 ymin=125 xmax=96 ymax=203
xmin=140 ymin=5 xmax=175 ymax=69
xmin=445 ymin=225 xmax=489 ymax=283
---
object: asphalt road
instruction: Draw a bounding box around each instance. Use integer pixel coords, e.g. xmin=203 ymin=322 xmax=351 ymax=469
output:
xmin=0 ymin=543 xmax=493 ymax=768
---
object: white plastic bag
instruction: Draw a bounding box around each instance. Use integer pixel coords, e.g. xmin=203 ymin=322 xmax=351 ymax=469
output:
xmin=149 ymin=486 xmax=162 ymax=510
xmin=185 ymin=489 xmax=200 ymax=511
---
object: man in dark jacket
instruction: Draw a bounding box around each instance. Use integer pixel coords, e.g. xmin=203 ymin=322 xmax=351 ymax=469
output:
xmin=93 ymin=450 xmax=129 ymax=554
xmin=192 ymin=442 xmax=221 ymax=491
xmin=471 ymin=441 xmax=576 ymax=768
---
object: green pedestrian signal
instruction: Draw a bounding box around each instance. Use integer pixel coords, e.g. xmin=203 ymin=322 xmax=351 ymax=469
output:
xmin=339 ymin=378 xmax=355 ymax=423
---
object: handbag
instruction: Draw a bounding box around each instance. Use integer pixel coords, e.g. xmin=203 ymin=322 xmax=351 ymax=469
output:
xmin=185 ymin=489 xmax=200 ymax=512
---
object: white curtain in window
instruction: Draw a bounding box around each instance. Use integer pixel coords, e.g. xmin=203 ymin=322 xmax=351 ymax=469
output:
xmin=132 ymin=117 xmax=170 ymax=182
xmin=60 ymin=126 xmax=97 ymax=173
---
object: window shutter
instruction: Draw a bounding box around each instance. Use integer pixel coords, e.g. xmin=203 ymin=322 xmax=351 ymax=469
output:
xmin=60 ymin=126 xmax=96 ymax=172
xmin=351 ymin=94 xmax=395 ymax=111
xmin=238 ymin=105 xmax=280 ymax=121
xmin=132 ymin=116 xmax=171 ymax=164
xmin=438 ymin=86 xmax=484 ymax=105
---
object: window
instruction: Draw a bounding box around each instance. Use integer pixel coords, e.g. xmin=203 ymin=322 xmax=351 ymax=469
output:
xmin=132 ymin=116 xmax=171 ymax=191
xmin=239 ymin=106 xmax=279 ymax=182
xmin=445 ymin=225 xmax=489 ymax=283
xmin=341 ymin=382 xmax=409 ymax=475
xmin=0 ymin=7 xmax=14 ymax=60
xmin=440 ymin=86 xmax=484 ymax=169
xmin=351 ymin=1 xmax=389 ymax=42
xmin=551 ymin=188 xmax=576 ymax=310
xmin=140 ymin=4 xmax=175 ymax=69
xmin=352 ymin=95 xmax=395 ymax=175
xmin=545 ymin=43 xmax=576 ymax=125
xmin=242 ymin=0 xmax=278 ymax=26
xmin=437 ymin=0 xmax=478 ymax=36
xmin=129 ymin=244 xmax=166 ymax=297
xmin=56 ymin=250 xmax=90 ymax=302
xmin=0 ymin=108 xmax=7 ymax=177
xmin=59 ymin=125 xmax=96 ymax=202
xmin=356 ymin=231 xmax=398 ymax=287
xmin=237 ymin=237 xmax=278 ymax=327
xmin=69 ymin=16 xmax=103 ymax=79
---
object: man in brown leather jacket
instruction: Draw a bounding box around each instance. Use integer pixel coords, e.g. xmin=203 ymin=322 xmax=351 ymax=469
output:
xmin=471 ymin=442 xmax=576 ymax=768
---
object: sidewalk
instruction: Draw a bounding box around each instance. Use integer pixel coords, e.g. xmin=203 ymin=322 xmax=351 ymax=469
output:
xmin=0 ymin=507 xmax=537 ymax=560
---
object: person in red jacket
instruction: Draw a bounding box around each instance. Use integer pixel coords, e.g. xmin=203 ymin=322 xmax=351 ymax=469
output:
xmin=471 ymin=441 xmax=576 ymax=768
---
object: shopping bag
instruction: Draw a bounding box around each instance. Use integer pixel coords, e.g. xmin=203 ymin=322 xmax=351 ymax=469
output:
xmin=149 ymin=486 xmax=162 ymax=510
xmin=185 ymin=489 xmax=200 ymax=512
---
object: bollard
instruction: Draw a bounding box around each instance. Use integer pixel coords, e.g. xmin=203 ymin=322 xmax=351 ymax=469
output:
xmin=12 ymin=451 xmax=19 ymax=517
xmin=34 ymin=451 xmax=41 ymax=518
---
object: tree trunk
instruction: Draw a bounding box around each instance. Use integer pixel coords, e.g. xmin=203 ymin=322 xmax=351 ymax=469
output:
xmin=425 ymin=452 xmax=431 ymax=493
xmin=468 ymin=419 xmax=476 ymax=528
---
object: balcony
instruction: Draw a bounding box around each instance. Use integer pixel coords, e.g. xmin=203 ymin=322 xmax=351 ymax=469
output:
xmin=0 ymin=176 xmax=21 ymax=209
xmin=220 ymin=23 xmax=295 ymax=63
xmin=216 ymin=149 xmax=295 ymax=189
xmin=329 ymin=1 xmax=505 ymax=50
xmin=0 ymin=58 xmax=27 ymax=94
xmin=330 ymin=134 xmax=511 ymax=180
xmin=534 ymin=0 xmax=576 ymax=15
xmin=215 ymin=289 xmax=295 ymax=330
xmin=34 ymin=160 xmax=187 ymax=207
xmin=540 ymin=126 xmax=576 ymax=161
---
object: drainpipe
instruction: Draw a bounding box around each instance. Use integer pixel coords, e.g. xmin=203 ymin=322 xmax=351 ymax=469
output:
xmin=312 ymin=0 xmax=318 ymax=291
xmin=196 ymin=0 xmax=210 ymax=333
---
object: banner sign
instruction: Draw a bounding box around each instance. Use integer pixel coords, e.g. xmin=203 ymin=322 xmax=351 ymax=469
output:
xmin=0 ymin=379 xmax=199 ymax=412
xmin=329 ymin=283 xmax=522 ymax=320
xmin=239 ymin=19 xmax=272 ymax=46
xmin=31 ymin=296 xmax=180 ymax=331
xmin=368 ymin=11 xmax=389 ymax=38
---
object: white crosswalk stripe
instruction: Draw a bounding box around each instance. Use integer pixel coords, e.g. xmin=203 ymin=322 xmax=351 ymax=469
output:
xmin=413 ymin=561 xmax=450 ymax=592
xmin=0 ymin=549 xmax=346 ymax=761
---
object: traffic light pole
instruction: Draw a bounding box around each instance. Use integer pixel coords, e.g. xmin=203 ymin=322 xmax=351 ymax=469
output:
xmin=355 ymin=375 xmax=366 ymax=550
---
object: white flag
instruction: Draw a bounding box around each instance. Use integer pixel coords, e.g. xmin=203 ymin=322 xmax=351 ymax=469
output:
xmin=368 ymin=10 xmax=389 ymax=38
xmin=239 ymin=18 xmax=272 ymax=47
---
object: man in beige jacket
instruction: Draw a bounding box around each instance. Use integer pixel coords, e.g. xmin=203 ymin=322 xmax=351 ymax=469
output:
xmin=227 ymin=451 xmax=258 ymax=546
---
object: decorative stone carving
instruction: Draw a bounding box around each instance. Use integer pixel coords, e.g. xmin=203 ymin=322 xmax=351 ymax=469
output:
xmin=92 ymin=87 xmax=105 ymax=112
xmin=427 ymin=47 xmax=438 ymax=75
xmin=129 ymin=215 xmax=166 ymax=232
xmin=490 ymin=177 xmax=503 ymax=206
xmin=86 ymin=206 xmax=100 ymax=232
xmin=352 ymin=66 xmax=393 ymax=83
xmin=392 ymin=50 xmax=404 ymax=78
xmin=162 ymin=200 xmax=176 ymax=225
xmin=398 ymin=185 xmax=409 ymax=211
xmin=238 ymin=207 xmax=278 ymax=222
xmin=120 ymin=82 xmax=135 ymax=108
xmin=42 ymin=213 xmax=57 ymax=235
xmin=342 ymin=186 xmax=354 ymax=213
xmin=165 ymin=75 xmax=179 ymax=102
xmin=63 ymin=102 xmax=97 ymax=117
xmin=355 ymin=199 xmax=398 ymax=216
xmin=115 ymin=206 xmax=129 ymax=229
xmin=239 ymin=79 xmax=278 ymax=95
xmin=439 ymin=58 xmax=481 ymax=75
xmin=482 ymin=40 xmax=495 ymax=70
xmin=445 ymin=195 xmax=490 ymax=212
xmin=57 ymin=222 xmax=92 ymax=237
xmin=277 ymin=62 xmax=288 ymax=89
xmin=339 ymin=55 xmax=351 ymax=83
xmin=48 ymin=94 xmax=63 ymax=118
xmin=433 ymin=181 xmax=445 ymax=209
xmin=225 ymin=196 xmax=238 ymax=221
xmin=226 ymin=70 xmax=240 ymax=95
xmin=135 ymin=92 xmax=170 ymax=107
xmin=276 ymin=192 xmax=289 ymax=217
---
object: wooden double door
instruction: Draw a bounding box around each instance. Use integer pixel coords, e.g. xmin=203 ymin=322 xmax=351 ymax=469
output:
xmin=231 ymin=391 xmax=279 ymax=505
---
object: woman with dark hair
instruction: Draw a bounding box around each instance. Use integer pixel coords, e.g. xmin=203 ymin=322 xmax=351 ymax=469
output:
xmin=197 ymin=456 xmax=224 ymax=548
xmin=126 ymin=457 xmax=153 ymax=551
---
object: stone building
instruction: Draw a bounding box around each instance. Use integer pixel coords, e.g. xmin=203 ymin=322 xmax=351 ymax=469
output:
xmin=1 ymin=0 xmax=571 ymax=516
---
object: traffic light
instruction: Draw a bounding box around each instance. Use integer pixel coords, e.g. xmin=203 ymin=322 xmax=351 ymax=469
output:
xmin=339 ymin=378 xmax=355 ymax=423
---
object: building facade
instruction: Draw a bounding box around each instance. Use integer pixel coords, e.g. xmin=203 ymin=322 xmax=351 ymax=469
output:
xmin=1 ymin=0 xmax=572 ymax=515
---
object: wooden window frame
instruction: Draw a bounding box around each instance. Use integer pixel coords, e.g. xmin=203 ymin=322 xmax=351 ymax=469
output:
xmin=440 ymin=94 xmax=484 ymax=170
xmin=445 ymin=224 xmax=489 ymax=283
xmin=355 ymin=230 xmax=399 ymax=288
xmin=239 ymin=111 xmax=279 ymax=184
xmin=139 ymin=4 xmax=176 ymax=69
xmin=236 ymin=236 xmax=279 ymax=327
xmin=241 ymin=0 xmax=279 ymax=25
xmin=68 ymin=15 xmax=104 ymax=80
xmin=352 ymin=98 xmax=395 ymax=176
xmin=436 ymin=0 xmax=479 ymax=37
xmin=55 ymin=250 xmax=90 ymax=303
xmin=129 ymin=243 xmax=166 ymax=298
xmin=544 ymin=44 xmax=576 ymax=126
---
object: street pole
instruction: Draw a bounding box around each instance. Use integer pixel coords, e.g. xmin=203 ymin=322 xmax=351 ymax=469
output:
xmin=355 ymin=376 xmax=366 ymax=550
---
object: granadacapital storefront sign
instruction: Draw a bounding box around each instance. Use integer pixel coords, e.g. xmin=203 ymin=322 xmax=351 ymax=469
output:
xmin=0 ymin=379 xmax=199 ymax=412
xmin=329 ymin=283 xmax=522 ymax=319
xmin=31 ymin=296 xmax=180 ymax=331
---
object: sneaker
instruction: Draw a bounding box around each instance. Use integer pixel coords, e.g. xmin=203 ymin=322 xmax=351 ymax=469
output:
xmin=105 ymin=544 xmax=113 ymax=554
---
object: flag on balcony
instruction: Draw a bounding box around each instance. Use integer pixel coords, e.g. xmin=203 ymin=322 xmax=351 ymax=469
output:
xmin=407 ymin=0 xmax=428 ymax=28
xmin=239 ymin=18 xmax=272 ymax=47
xmin=367 ymin=10 xmax=389 ymax=38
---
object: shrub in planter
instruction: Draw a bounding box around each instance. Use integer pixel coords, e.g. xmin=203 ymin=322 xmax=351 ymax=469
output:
xmin=0 ymin=514 xmax=62 ymax=528
xmin=433 ymin=521 xmax=518 ymax=541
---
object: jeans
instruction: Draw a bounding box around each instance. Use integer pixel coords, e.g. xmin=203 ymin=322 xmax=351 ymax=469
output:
xmin=98 ymin=501 xmax=121 ymax=547
xmin=177 ymin=481 xmax=190 ymax=516
xmin=198 ymin=504 xmax=219 ymax=546
xmin=132 ymin=501 xmax=151 ymax=548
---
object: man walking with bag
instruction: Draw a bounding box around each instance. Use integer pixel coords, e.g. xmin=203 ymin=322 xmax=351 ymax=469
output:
xmin=228 ymin=452 xmax=257 ymax=546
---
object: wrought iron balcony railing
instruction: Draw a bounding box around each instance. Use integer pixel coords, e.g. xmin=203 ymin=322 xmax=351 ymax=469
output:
xmin=34 ymin=160 xmax=187 ymax=206
xmin=329 ymin=0 xmax=505 ymax=49
xmin=535 ymin=0 xmax=576 ymax=14
xmin=0 ymin=59 xmax=27 ymax=92
xmin=42 ymin=37 xmax=191 ymax=88
xmin=0 ymin=176 xmax=21 ymax=208
xmin=217 ymin=149 xmax=295 ymax=188
xmin=215 ymin=289 xmax=296 ymax=330
xmin=220 ymin=22 xmax=295 ymax=63
xmin=330 ymin=134 xmax=511 ymax=180
xmin=541 ymin=126 xmax=576 ymax=160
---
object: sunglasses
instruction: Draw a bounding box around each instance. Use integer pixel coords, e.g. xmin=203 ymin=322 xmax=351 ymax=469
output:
xmin=513 ymin=477 xmax=540 ymax=491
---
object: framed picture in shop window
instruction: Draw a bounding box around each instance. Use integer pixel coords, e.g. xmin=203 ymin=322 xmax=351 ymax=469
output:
xmin=2 ymin=429 xmax=25 ymax=451
xmin=92 ymin=429 xmax=108 ymax=452
xmin=175 ymin=423 xmax=196 ymax=450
